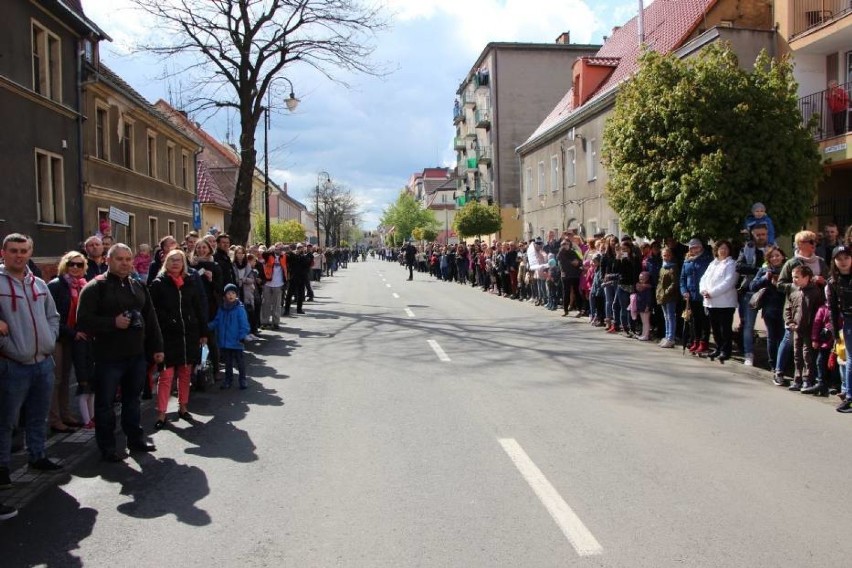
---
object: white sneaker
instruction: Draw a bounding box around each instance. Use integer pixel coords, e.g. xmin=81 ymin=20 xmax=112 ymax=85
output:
xmin=659 ymin=339 xmax=675 ymax=348
xmin=744 ymin=354 xmax=754 ymax=366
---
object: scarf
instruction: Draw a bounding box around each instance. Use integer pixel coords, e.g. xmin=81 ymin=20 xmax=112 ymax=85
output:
xmin=796 ymin=254 xmax=822 ymax=276
xmin=63 ymin=273 xmax=87 ymax=329
xmin=169 ymin=273 xmax=185 ymax=289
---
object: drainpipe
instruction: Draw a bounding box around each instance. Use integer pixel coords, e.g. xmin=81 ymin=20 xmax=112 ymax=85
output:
xmin=560 ymin=139 xmax=567 ymax=231
xmin=76 ymin=39 xmax=86 ymax=242
xmin=638 ymin=0 xmax=645 ymax=45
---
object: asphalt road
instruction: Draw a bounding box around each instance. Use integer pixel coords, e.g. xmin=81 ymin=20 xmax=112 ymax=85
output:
xmin=2 ymin=258 xmax=852 ymax=567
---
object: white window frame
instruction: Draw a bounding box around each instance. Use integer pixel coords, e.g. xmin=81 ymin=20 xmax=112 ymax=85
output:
xmin=565 ymin=147 xmax=576 ymax=187
xmin=167 ymin=219 xmax=176 ymax=238
xmin=146 ymin=130 xmax=158 ymax=178
xmin=181 ymin=150 xmax=190 ymax=189
xmin=34 ymin=149 xmax=65 ymax=224
xmin=550 ymin=155 xmax=559 ymax=193
xmin=94 ymin=102 xmax=110 ymax=161
xmin=587 ymin=138 xmax=598 ymax=181
xmin=31 ymin=20 xmax=61 ymax=102
xmin=537 ymin=161 xmax=545 ymax=196
xmin=182 ymin=222 xmax=189 ymax=239
xmin=588 ymin=219 xmax=599 ymax=237
xmin=113 ymin=213 xmax=136 ymax=250
xmin=166 ymin=142 xmax=176 ymax=184
xmin=525 ymin=166 xmax=533 ymax=200
xmin=149 ymin=216 xmax=159 ymax=245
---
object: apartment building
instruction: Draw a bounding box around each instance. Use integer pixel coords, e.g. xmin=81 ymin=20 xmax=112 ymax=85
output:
xmin=777 ymin=1 xmax=852 ymax=229
xmin=453 ymin=38 xmax=599 ymax=240
xmin=0 ymin=0 xmax=107 ymax=263
xmin=517 ymin=0 xmax=774 ymax=241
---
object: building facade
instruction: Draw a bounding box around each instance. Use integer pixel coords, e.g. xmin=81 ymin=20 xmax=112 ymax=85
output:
xmin=0 ymin=0 xmax=107 ymax=263
xmin=518 ymin=0 xmax=774 ymax=241
xmin=453 ymin=38 xmax=599 ymax=241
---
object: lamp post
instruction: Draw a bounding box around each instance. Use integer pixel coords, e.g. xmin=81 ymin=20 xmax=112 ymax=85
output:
xmin=316 ymin=171 xmax=331 ymax=246
xmin=263 ymin=78 xmax=300 ymax=246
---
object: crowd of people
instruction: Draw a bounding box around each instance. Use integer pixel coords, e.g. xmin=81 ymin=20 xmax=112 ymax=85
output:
xmin=0 ymin=229 xmax=356 ymax=521
xmin=394 ymin=203 xmax=852 ymax=413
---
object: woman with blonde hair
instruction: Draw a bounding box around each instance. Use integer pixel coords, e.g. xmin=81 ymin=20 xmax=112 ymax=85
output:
xmin=148 ymin=249 xmax=208 ymax=428
xmin=47 ymin=252 xmax=92 ymax=431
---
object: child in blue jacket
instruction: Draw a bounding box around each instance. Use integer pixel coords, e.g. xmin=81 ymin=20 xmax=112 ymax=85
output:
xmin=209 ymin=284 xmax=251 ymax=389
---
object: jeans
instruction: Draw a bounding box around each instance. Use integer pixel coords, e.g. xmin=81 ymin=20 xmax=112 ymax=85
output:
xmin=222 ymin=349 xmax=246 ymax=386
xmin=763 ymin=313 xmax=785 ymax=370
xmin=775 ymin=328 xmax=793 ymax=376
xmin=94 ymin=355 xmax=146 ymax=454
xmin=0 ymin=357 xmax=55 ymax=467
xmin=662 ymin=301 xmax=677 ymax=342
xmin=738 ymin=293 xmax=758 ymax=356
xmin=604 ymin=284 xmax=616 ymax=321
xmin=614 ymin=287 xmax=631 ymax=331
xmin=844 ymin=320 xmax=852 ymax=395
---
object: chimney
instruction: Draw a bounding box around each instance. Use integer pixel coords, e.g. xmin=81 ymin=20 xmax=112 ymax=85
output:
xmin=555 ymin=32 xmax=571 ymax=45
xmin=612 ymin=26 xmax=621 ymax=36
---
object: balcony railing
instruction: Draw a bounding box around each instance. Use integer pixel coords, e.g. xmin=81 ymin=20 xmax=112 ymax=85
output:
xmin=798 ymin=80 xmax=851 ymax=141
xmin=791 ymin=0 xmax=852 ymax=38
xmin=477 ymin=146 xmax=493 ymax=164
xmin=474 ymin=108 xmax=491 ymax=128
xmin=462 ymin=91 xmax=476 ymax=108
xmin=453 ymin=103 xmax=465 ymax=124
xmin=453 ymin=136 xmax=466 ymax=150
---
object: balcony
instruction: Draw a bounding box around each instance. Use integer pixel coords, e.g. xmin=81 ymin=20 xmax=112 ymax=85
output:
xmin=457 ymin=162 xmax=468 ymax=177
xmin=454 ymin=136 xmax=466 ymax=150
xmin=462 ymin=91 xmax=476 ymax=108
xmin=477 ymin=146 xmax=493 ymax=164
xmin=790 ymin=0 xmax=852 ymax=51
xmin=474 ymin=181 xmax=491 ymax=200
xmin=453 ymin=103 xmax=465 ymax=124
xmin=799 ymin=80 xmax=852 ymax=161
xmin=474 ymin=108 xmax=491 ymax=128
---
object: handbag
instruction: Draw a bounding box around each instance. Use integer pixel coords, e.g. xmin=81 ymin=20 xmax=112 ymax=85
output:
xmin=748 ymin=287 xmax=768 ymax=310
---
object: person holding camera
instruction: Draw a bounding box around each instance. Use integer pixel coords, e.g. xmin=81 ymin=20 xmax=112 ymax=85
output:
xmin=77 ymin=244 xmax=164 ymax=462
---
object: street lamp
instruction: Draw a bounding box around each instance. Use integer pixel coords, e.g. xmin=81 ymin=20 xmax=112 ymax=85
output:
xmin=264 ymin=78 xmax=300 ymax=246
xmin=316 ymin=171 xmax=331 ymax=246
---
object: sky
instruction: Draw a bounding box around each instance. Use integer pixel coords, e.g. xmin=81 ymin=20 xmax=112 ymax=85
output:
xmin=81 ymin=0 xmax=652 ymax=229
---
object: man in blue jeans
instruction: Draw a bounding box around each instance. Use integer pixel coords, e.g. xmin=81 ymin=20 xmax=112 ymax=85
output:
xmin=77 ymin=244 xmax=163 ymax=462
xmin=735 ymin=224 xmax=768 ymax=366
xmin=0 ymin=234 xmax=62 ymax=507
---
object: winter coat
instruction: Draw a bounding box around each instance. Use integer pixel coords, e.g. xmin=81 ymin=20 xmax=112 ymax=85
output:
xmin=699 ymin=256 xmax=738 ymax=309
xmin=680 ymin=250 xmax=713 ymax=299
xmin=656 ymin=262 xmax=680 ymax=305
xmin=149 ymin=273 xmax=208 ymax=367
xmin=557 ymin=246 xmax=583 ymax=279
xmin=812 ymin=304 xmax=834 ymax=350
xmin=735 ymin=244 xmax=766 ymax=293
xmin=47 ymin=275 xmax=80 ymax=341
xmin=191 ymin=258 xmax=223 ymax=320
xmin=209 ymin=300 xmax=250 ymax=350
xmin=828 ymin=273 xmax=852 ymax=332
xmin=777 ymin=255 xmax=829 ymax=298
xmin=0 ymin=265 xmax=59 ymax=364
xmin=785 ymin=283 xmax=824 ymax=334
xmin=750 ymin=266 xmax=785 ymax=320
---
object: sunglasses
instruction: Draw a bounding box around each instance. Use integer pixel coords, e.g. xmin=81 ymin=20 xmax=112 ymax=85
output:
xmin=67 ymin=261 xmax=85 ymax=268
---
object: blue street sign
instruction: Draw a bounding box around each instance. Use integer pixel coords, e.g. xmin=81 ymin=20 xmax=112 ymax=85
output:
xmin=192 ymin=201 xmax=201 ymax=230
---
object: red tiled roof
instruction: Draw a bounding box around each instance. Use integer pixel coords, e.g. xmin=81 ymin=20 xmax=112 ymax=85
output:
xmin=524 ymin=0 xmax=717 ymax=144
xmin=197 ymin=160 xmax=232 ymax=209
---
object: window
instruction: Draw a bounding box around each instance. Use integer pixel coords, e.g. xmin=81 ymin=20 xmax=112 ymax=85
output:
xmin=182 ymin=222 xmax=189 ymax=239
xmin=566 ymin=147 xmax=576 ymax=187
xmin=550 ymin=155 xmax=559 ymax=192
xmin=166 ymin=143 xmax=176 ymax=184
xmin=525 ymin=167 xmax=533 ymax=200
xmin=168 ymin=219 xmax=176 ymax=238
xmin=35 ymin=149 xmax=65 ymax=224
xmin=587 ymin=138 xmax=598 ymax=181
xmin=537 ymin=161 xmax=545 ymax=196
xmin=147 ymin=131 xmax=157 ymax=178
xmin=181 ymin=151 xmax=190 ymax=189
xmin=95 ymin=106 xmax=109 ymax=160
xmin=32 ymin=21 xmax=61 ymax=102
xmin=609 ymin=218 xmax=620 ymax=237
xmin=122 ymin=118 xmax=134 ymax=170
xmin=588 ymin=219 xmax=599 ymax=237
xmin=149 ymin=217 xmax=159 ymax=245
xmin=113 ymin=214 xmax=136 ymax=250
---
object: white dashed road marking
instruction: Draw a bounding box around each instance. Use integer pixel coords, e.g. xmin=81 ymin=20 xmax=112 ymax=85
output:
xmin=427 ymin=340 xmax=451 ymax=362
xmin=404 ymin=308 xmax=414 ymax=317
xmin=393 ymin=293 xmax=400 ymax=299
xmin=498 ymin=438 xmax=603 ymax=557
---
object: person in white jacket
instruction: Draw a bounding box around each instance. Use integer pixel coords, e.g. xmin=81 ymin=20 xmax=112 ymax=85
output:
xmin=526 ymin=237 xmax=548 ymax=306
xmin=699 ymin=240 xmax=739 ymax=361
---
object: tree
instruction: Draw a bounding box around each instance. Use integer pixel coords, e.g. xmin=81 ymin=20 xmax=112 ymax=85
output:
xmin=129 ymin=0 xmax=387 ymax=245
xmin=380 ymin=192 xmax=440 ymax=242
xmin=412 ymin=226 xmax=438 ymax=242
xmin=602 ymin=44 xmax=823 ymax=241
xmin=253 ymin=216 xmax=307 ymax=244
xmin=309 ymin=182 xmax=360 ymax=246
xmin=453 ymin=201 xmax=502 ymax=239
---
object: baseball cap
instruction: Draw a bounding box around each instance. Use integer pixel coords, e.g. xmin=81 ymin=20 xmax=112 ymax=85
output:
xmin=833 ymin=245 xmax=851 ymax=259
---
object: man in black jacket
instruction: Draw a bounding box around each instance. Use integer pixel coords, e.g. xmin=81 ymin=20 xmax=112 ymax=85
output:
xmin=284 ymin=244 xmax=312 ymax=315
xmin=214 ymin=233 xmax=236 ymax=289
xmin=403 ymin=241 xmax=417 ymax=280
xmin=77 ymin=244 xmax=164 ymax=462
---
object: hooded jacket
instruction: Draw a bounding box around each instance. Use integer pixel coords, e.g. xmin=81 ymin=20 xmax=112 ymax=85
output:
xmin=209 ymin=299 xmax=250 ymax=350
xmin=699 ymin=256 xmax=739 ymax=309
xmin=0 ymin=265 xmax=60 ymax=364
xmin=680 ymin=249 xmax=713 ymax=299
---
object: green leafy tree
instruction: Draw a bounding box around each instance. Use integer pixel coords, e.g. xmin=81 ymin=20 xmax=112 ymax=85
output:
xmin=380 ymin=192 xmax=440 ymax=242
xmin=253 ymin=216 xmax=307 ymax=244
xmin=602 ymin=44 xmax=823 ymax=241
xmin=412 ymin=226 xmax=438 ymax=242
xmin=453 ymin=201 xmax=502 ymax=238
